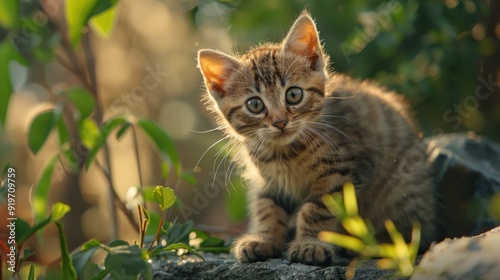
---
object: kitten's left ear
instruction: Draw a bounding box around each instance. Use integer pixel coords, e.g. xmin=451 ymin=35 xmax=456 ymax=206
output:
xmin=198 ymin=49 xmax=240 ymax=99
xmin=282 ymin=12 xmax=324 ymax=70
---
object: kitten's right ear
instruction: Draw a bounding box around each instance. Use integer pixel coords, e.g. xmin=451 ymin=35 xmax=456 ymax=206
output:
xmin=198 ymin=49 xmax=240 ymax=99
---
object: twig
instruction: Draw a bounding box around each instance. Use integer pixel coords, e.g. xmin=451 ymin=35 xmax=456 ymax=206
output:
xmin=131 ymin=125 xmax=146 ymax=210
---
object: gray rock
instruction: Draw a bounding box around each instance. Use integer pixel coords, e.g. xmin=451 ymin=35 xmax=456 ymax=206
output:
xmin=152 ymin=254 xmax=396 ymax=280
xmin=428 ymin=132 xmax=500 ymax=238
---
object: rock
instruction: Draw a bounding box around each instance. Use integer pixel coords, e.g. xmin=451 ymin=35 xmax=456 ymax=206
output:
xmin=411 ymin=226 xmax=500 ymax=280
xmin=427 ymin=132 xmax=500 ymax=238
xmin=152 ymin=254 xmax=396 ymax=280
xmin=153 ymin=133 xmax=500 ymax=279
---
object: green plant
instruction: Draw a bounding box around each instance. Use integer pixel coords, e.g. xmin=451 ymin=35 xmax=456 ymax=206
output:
xmin=0 ymin=1 xmax=229 ymax=279
xmin=319 ymin=182 xmax=421 ymax=278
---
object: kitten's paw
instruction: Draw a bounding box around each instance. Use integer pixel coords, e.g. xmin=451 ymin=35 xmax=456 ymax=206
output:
xmin=288 ymin=238 xmax=336 ymax=266
xmin=232 ymin=234 xmax=283 ymax=263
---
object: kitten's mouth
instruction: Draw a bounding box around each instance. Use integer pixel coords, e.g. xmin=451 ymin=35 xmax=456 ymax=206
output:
xmin=272 ymin=129 xmax=298 ymax=144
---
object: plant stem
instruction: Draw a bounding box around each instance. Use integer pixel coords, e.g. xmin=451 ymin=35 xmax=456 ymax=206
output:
xmin=131 ymin=125 xmax=146 ymax=210
xmin=148 ymin=210 xmax=167 ymax=251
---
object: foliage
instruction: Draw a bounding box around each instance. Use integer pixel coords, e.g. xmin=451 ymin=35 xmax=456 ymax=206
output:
xmin=319 ymin=182 xmax=420 ymax=278
xmin=0 ymin=0 xmax=228 ymax=279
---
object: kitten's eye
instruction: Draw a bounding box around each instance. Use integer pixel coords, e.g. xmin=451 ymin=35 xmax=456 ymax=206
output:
xmin=246 ymin=97 xmax=265 ymax=114
xmin=285 ymin=87 xmax=303 ymax=105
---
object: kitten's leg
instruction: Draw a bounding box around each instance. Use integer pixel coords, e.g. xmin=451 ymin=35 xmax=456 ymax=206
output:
xmin=287 ymin=201 xmax=338 ymax=265
xmin=232 ymin=196 xmax=289 ymax=262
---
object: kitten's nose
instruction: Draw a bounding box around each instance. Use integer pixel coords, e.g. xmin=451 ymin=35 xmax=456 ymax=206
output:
xmin=272 ymin=119 xmax=288 ymax=131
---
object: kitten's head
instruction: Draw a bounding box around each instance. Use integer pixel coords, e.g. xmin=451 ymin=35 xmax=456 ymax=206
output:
xmin=198 ymin=11 xmax=329 ymax=146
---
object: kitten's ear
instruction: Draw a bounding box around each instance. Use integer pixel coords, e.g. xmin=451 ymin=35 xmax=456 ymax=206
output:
xmin=282 ymin=12 xmax=323 ymax=69
xmin=198 ymin=49 xmax=240 ymax=99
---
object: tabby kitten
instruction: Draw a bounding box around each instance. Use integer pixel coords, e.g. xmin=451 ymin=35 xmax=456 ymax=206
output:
xmin=197 ymin=11 xmax=437 ymax=265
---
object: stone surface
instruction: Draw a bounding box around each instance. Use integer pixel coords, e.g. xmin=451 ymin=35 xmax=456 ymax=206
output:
xmin=152 ymin=254 xmax=395 ymax=280
xmin=411 ymin=227 xmax=500 ymax=280
xmin=153 ymin=133 xmax=500 ymax=279
xmin=428 ymin=132 xmax=500 ymax=238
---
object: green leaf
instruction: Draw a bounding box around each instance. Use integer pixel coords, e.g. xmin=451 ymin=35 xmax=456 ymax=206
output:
xmin=137 ymin=119 xmax=181 ymax=176
xmin=0 ymin=40 xmax=26 ymax=126
xmin=81 ymin=262 xmax=102 ymax=280
xmin=15 ymin=218 xmax=32 ymax=244
xmin=28 ymin=264 xmax=35 ymax=280
xmin=199 ymin=236 xmax=225 ymax=248
xmin=105 ymin=245 xmax=152 ymax=280
xmin=108 ymin=240 xmax=130 ymax=247
xmin=65 ymin=0 xmax=118 ymax=47
xmin=65 ymin=0 xmax=98 ymax=48
xmin=153 ymin=186 xmax=176 ymax=212
xmin=0 ymin=42 xmax=12 ymax=127
xmin=33 ymin=155 xmax=57 ymax=227
xmin=145 ymin=211 xmax=160 ymax=237
xmin=142 ymin=186 xmax=156 ymax=202
xmin=71 ymin=239 xmax=102 ymax=277
xmin=55 ymin=222 xmax=78 ymax=280
xmin=150 ymin=243 xmax=204 ymax=261
xmin=50 ymin=203 xmax=71 ymax=222
xmin=90 ymin=4 xmax=118 ymax=37
xmin=0 ymin=0 xmax=19 ymax=29
xmin=28 ymin=110 xmax=55 ymax=154
xmin=165 ymin=220 xmax=194 ymax=245
xmin=65 ymin=88 xmax=95 ymax=122
xmin=181 ymin=173 xmax=196 ymax=185
xmin=115 ymin=121 xmax=131 ymax=140
xmin=85 ymin=116 xmax=126 ymax=170
xmin=318 ymin=231 xmax=365 ymax=253
xmin=79 ymin=118 xmax=101 ymax=150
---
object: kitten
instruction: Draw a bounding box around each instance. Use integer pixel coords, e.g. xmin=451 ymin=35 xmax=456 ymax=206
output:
xmin=197 ymin=11 xmax=437 ymax=265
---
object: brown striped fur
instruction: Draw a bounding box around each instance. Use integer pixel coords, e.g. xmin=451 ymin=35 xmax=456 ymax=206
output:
xmin=197 ymin=11 xmax=437 ymax=265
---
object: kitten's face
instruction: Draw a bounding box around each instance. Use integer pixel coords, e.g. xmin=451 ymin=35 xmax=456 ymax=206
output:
xmin=198 ymin=12 xmax=328 ymax=146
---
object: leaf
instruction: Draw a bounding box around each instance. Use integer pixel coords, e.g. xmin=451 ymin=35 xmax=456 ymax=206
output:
xmin=65 ymin=0 xmax=118 ymax=47
xmin=79 ymin=118 xmax=101 ymax=150
xmin=15 ymin=218 xmax=32 ymax=244
xmin=90 ymin=3 xmax=118 ymax=37
xmin=0 ymin=41 xmax=26 ymax=126
xmin=28 ymin=110 xmax=55 ymax=154
xmin=108 ymin=240 xmax=130 ymax=247
xmin=142 ymin=186 xmax=156 ymax=203
xmin=56 ymin=222 xmax=78 ymax=280
xmin=151 ymin=243 xmax=204 ymax=261
xmin=144 ymin=212 xmax=160 ymax=237
xmin=56 ymin=110 xmax=70 ymax=146
xmin=115 ymin=121 xmax=131 ymax=140
xmin=85 ymin=116 xmax=127 ymax=170
xmin=0 ymin=0 xmax=19 ymax=29
xmin=343 ymin=182 xmax=358 ymax=217
xmin=50 ymin=203 xmax=71 ymax=222
xmin=105 ymin=245 xmax=152 ymax=280
xmin=199 ymin=236 xmax=225 ymax=248
xmin=33 ymin=155 xmax=57 ymax=228
xmin=318 ymin=231 xmax=365 ymax=253
xmin=137 ymin=119 xmax=181 ymax=176
xmin=28 ymin=264 xmax=35 ymax=280
xmin=165 ymin=220 xmax=194 ymax=245
xmin=65 ymin=88 xmax=95 ymax=122
xmin=181 ymin=173 xmax=197 ymax=185
xmin=71 ymin=239 xmax=102 ymax=277
xmin=153 ymin=186 xmax=177 ymax=212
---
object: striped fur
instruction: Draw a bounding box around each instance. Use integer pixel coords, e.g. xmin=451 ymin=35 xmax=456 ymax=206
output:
xmin=198 ymin=11 xmax=437 ymax=265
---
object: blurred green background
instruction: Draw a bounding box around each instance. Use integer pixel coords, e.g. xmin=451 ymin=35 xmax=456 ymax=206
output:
xmin=1 ymin=0 xmax=499 ymax=268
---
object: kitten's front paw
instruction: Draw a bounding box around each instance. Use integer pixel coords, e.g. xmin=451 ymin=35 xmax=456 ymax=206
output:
xmin=288 ymin=238 xmax=336 ymax=266
xmin=232 ymin=234 xmax=283 ymax=263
